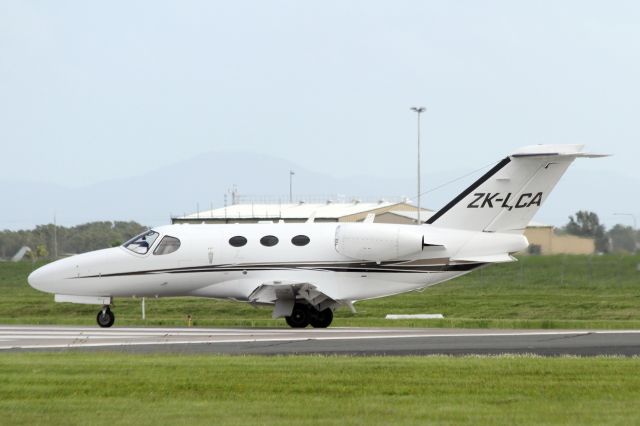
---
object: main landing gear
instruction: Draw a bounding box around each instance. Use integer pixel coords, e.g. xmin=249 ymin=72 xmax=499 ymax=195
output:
xmin=285 ymin=304 xmax=333 ymax=329
xmin=97 ymin=305 xmax=115 ymax=328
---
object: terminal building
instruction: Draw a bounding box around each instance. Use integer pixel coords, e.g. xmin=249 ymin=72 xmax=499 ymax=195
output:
xmin=172 ymin=202 xmax=595 ymax=255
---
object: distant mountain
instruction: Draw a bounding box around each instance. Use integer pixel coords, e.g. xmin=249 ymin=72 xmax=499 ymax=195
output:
xmin=0 ymin=151 xmax=634 ymax=230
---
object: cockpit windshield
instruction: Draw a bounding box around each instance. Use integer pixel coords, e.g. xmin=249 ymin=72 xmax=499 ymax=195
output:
xmin=123 ymin=231 xmax=159 ymax=254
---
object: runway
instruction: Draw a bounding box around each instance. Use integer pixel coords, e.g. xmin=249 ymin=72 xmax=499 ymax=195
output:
xmin=2 ymin=326 xmax=640 ymax=356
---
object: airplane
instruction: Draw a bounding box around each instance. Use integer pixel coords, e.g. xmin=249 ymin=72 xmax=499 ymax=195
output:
xmin=27 ymin=144 xmax=605 ymax=328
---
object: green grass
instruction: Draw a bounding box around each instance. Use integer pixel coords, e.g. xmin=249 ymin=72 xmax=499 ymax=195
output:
xmin=1 ymin=353 xmax=639 ymax=425
xmin=2 ymin=254 xmax=640 ymax=328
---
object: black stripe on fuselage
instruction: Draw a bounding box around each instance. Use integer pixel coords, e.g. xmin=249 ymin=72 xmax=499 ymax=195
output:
xmin=74 ymin=260 xmax=486 ymax=279
xmin=425 ymin=156 xmax=512 ymax=225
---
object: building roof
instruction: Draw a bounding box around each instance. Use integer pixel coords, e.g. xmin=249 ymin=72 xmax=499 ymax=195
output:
xmin=177 ymin=201 xmax=411 ymax=221
xmin=175 ymin=203 xmax=553 ymax=228
xmin=385 ymin=209 xmax=435 ymax=221
xmin=527 ymin=221 xmax=553 ymax=228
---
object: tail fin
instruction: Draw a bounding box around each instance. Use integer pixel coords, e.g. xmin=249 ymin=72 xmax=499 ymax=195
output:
xmin=425 ymin=144 xmax=607 ymax=233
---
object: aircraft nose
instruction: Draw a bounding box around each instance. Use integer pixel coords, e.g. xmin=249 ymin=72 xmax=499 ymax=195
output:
xmin=27 ymin=260 xmax=71 ymax=294
xmin=27 ymin=248 xmax=126 ymax=294
xmin=28 ymin=266 xmax=48 ymax=292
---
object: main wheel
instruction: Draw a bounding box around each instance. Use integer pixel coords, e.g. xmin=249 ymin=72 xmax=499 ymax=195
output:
xmin=97 ymin=307 xmax=115 ymax=328
xmin=309 ymin=308 xmax=333 ymax=328
xmin=285 ymin=304 xmax=310 ymax=328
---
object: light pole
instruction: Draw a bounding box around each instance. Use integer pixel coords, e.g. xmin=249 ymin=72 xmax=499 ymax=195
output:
xmin=289 ymin=170 xmax=295 ymax=203
xmin=411 ymin=106 xmax=426 ymax=224
xmin=614 ymin=212 xmax=637 ymax=253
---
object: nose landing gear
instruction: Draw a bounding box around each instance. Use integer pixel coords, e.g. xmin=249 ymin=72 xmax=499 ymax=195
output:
xmin=97 ymin=305 xmax=115 ymax=328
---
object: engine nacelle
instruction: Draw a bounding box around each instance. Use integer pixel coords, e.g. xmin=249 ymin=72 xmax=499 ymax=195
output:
xmin=334 ymin=223 xmax=424 ymax=262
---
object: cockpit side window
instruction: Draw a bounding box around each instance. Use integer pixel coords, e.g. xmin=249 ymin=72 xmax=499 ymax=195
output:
xmin=124 ymin=231 xmax=159 ymax=255
xmin=153 ymin=236 xmax=181 ymax=255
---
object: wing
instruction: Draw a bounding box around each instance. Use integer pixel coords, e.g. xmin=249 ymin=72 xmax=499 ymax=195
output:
xmin=248 ymin=281 xmax=344 ymax=319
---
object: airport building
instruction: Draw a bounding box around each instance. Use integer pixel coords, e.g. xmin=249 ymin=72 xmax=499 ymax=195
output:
xmin=523 ymin=222 xmax=595 ymax=255
xmin=171 ymin=201 xmax=429 ymax=224
xmin=172 ymin=202 xmax=595 ymax=255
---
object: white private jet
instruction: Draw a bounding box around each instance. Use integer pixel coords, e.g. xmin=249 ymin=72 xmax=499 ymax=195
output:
xmin=28 ymin=144 xmax=605 ymax=328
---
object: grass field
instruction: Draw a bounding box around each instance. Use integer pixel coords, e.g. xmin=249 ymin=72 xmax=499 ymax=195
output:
xmin=2 ymin=259 xmax=639 ymax=425
xmin=1 ymin=254 xmax=639 ymax=328
xmin=0 ymin=353 xmax=638 ymax=425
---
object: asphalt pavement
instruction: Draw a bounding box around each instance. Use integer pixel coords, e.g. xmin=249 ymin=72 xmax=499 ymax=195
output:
xmin=1 ymin=326 xmax=640 ymax=356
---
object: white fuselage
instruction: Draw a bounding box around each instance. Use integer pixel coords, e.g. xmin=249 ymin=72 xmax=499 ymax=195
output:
xmin=28 ymin=222 xmax=528 ymax=304
xmin=25 ymin=144 xmax=601 ymax=328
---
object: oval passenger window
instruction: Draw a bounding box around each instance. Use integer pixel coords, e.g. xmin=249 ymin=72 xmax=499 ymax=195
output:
xmin=291 ymin=235 xmax=310 ymax=246
xmin=229 ymin=236 xmax=248 ymax=247
xmin=260 ymin=235 xmax=279 ymax=247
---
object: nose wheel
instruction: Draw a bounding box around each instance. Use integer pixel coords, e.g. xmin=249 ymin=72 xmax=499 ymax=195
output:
xmin=97 ymin=306 xmax=115 ymax=328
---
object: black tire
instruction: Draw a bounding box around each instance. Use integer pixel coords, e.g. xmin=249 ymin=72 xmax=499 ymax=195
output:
xmin=309 ymin=308 xmax=333 ymax=328
xmin=97 ymin=308 xmax=115 ymax=328
xmin=285 ymin=304 xmax=310 ymax=328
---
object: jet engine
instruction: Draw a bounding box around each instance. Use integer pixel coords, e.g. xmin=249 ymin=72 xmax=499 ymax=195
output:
xmin=334 ymin=223 xmax=424 ymax=262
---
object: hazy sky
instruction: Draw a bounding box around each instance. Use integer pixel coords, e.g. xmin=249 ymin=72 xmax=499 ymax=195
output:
xmin=1 ymin=1 xmax=639 ymax=188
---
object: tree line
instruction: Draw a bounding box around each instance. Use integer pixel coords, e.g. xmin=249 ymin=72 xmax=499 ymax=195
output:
xmin=0 ymin=221 xmax=148 ymax=260
xmin=561 ymin=211 xmax=639 ymax=253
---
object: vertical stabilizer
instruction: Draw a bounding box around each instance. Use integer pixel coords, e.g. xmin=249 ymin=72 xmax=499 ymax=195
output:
xmin=425 ymin=145 xmax=607 ymax=233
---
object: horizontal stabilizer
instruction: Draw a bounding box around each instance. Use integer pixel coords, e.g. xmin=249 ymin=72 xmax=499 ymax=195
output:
xmin=451 ymin=254 xmax=516 ymax=263
xmin=511 ymin=144 xmax=609 ymax=158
